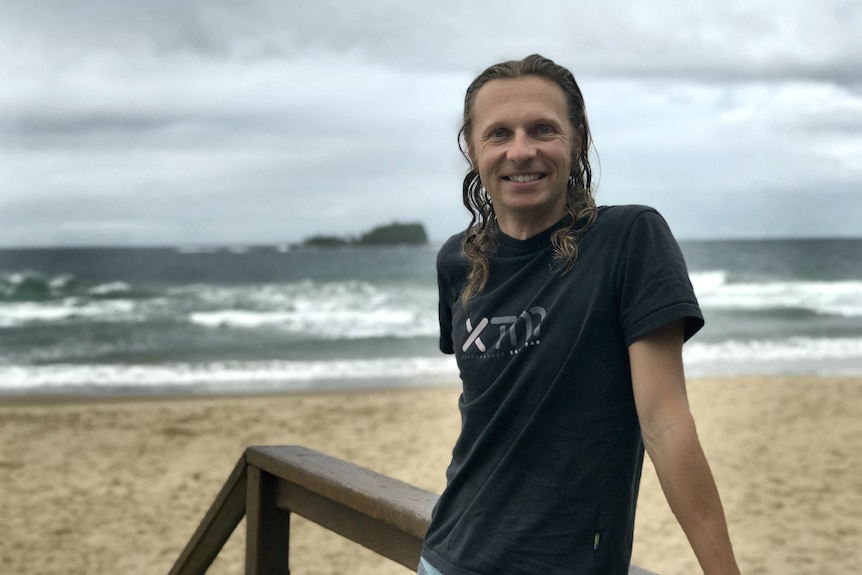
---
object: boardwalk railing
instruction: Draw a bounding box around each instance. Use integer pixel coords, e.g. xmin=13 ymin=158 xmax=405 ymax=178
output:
xmin=168 ymin=445 xmax=658 ymax=575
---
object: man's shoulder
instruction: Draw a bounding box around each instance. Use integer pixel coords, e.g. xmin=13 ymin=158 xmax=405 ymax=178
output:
xmin=437 ymin=231 xmax=465 ymax=259
xmin=439 ymin=231 xmax=464 ymax=251
xmin=436 ymin=231 xmax=468 ymax=273
xmin=596 ymin=204 xmax=660 ymax=223
xmin=590 ymin=204 xmax=669 ymax=238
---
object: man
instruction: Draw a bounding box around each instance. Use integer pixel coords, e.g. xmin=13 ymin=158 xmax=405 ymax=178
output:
xmin=419 ymin=55 xmax=740 ymax=575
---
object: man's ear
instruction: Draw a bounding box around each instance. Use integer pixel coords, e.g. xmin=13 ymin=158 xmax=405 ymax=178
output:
xmin=466 ymin=143 xmax=477 ymax=169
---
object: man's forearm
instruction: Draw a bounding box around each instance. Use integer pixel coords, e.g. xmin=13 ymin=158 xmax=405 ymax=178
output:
xmin=645 ymin=414 xmax=741 ymax=575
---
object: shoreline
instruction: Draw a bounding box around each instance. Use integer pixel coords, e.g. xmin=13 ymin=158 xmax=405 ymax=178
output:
xmin=0 ymin=376 xmax=466 ymax=409
xmin=1 ymin=375 xmax=860 ymax=574
xmin=3 ymin=368 xmax=860 ymax=405
xmin=0 ymin=377 xmax=461 ymax=406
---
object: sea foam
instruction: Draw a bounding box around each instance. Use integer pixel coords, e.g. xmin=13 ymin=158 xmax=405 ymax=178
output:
xmin=0 ymin=356 xmax=459 ymax=394
xmin=690 ymin=271 xmax=862 ymax=317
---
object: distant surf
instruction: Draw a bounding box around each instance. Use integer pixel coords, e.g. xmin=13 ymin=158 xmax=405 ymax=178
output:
xmin=1 ymin=238 xmax=861 ymax=396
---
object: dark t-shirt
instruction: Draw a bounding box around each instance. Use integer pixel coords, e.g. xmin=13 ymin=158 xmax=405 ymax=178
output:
xmin=421 ymin=205 xmax=703 ymax=575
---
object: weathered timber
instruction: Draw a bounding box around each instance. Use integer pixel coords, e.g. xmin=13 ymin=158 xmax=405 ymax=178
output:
xmin=168 ymin=445 xmax=660 ymax=575
xmin=247 ymin=445 xmax=435 ymax=569
xmin=246 ymin=464 xmax=291 ymax=574
xmin=168 ymin=455 xmax=247 ymax=575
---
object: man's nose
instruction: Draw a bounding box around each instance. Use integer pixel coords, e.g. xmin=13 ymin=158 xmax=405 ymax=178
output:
xmin=506 ymin=131 xmax=536 ymax=162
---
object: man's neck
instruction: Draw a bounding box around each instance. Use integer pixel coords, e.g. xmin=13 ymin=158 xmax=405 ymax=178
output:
xmin=496 ymin=211 xmax=566 ymax=240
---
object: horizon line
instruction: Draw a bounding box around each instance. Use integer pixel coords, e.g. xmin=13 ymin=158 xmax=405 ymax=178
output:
xmin=1 ymin=234 xmax=862 ymax=251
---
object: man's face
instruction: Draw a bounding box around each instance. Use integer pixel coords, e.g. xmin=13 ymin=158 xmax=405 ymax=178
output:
xmin=468 ymin=76 xmax=575 ymax=238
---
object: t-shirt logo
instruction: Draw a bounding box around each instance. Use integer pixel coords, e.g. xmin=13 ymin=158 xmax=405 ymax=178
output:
xmin=462 ymin=306 xmax=547 ymax=354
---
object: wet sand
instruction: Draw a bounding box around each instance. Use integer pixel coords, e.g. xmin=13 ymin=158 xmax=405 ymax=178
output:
xmin=1 ymin=376 xmax=860 ymax=574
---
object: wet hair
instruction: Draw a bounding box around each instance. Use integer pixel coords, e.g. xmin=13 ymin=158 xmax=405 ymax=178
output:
xmin=458 ymin=54 xmax=598 ymax=307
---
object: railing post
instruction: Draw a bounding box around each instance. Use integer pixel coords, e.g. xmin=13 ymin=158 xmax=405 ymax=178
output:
xmin=246 ymin=465 xmax=291 ymax=575
xmin=168 ymin=455 xmax=248 ymax=575
xmin=171 ymin=446 xmax=660 ymax=575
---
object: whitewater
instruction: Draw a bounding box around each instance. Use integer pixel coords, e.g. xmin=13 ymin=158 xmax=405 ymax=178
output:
xmin=1 ymin=238 xmax=861 ymax=395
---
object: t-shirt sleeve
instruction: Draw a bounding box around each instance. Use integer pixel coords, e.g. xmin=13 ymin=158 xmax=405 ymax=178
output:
xmin=439 ymin=275 xmax=455 ymax=354
xmin=617 ymin=208 xmax=704 ymax=346
xmin=436 ymin=238 xmax=461 ymax=355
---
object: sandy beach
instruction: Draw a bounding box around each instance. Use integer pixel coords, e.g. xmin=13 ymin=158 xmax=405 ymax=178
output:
xmin=1 ymin=376 xmax=860 ymax=575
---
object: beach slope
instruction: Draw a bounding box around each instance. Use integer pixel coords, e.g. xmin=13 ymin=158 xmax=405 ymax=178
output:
xmin=1 ymin=376 xmax=860 ymax=575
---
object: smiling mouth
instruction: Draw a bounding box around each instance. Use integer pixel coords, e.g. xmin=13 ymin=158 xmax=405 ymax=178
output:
xmin=504 ymin=173 xmax=545 ymax=183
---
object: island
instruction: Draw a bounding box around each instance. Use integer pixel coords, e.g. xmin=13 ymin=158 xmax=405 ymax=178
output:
xmin=302 ymin=222 xmax=428 ymax=247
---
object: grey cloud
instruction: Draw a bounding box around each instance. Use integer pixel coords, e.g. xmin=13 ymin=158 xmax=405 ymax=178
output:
xmin=783 ymin=108 xmax=862 ymax=134
xmin=0 ymin=113 xmax=269 ymax=153
xmin=3 ymin=113 xmax=181 ymax=141
xmin=1 ymin=0 xmax=860 ymax=246
xmin=4 ymin=0 xmax=860 ymax=84
xmin=3 ymin=0 xmax=236 ymax=56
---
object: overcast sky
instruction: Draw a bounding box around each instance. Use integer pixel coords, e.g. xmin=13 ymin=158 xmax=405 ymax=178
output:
xmin=1 ymin=0 xmax=860 ymax=247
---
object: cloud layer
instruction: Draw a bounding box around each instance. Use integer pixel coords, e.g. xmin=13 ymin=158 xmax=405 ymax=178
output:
xmin=1 ymin=0 xmax=860 ymax=246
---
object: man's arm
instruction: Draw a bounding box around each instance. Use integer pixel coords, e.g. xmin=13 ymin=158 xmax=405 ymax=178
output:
xmin=629 ymin=319 xmax=741 ymax=575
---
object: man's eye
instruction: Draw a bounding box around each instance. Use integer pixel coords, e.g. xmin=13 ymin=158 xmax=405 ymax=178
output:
xmin=536 ymin=125 xmax=554 ymax=135
xmin=490 ymin=128 xmax=507 ymax=139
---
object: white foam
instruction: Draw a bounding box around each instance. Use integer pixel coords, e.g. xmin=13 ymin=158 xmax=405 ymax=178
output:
xmin=189 ymin=307 xmax=437 ymax=338
xmin=0 ymin=356 xmax=459 ymax=392
xmin=693 ymin=277 xmax=862 ymax=317
xmin=685 ymin=337 xmax=862 ymax=364
xmin=189 ymin=310 xmax=296 ymax=329
xmin=89 ymin=281 xmax=132 ymax=296
xmin=49 ymin=274 xmax=76 ymax=290
xmin=0 ymin=299 xmax=139 ymax=327
xmin=184 ymin=280 xmax=439 ymax=339
xmin=0 ymin=279 xmax=440 ymax=336
xmin=689 ymin=270 xmax=728 ymax=293
xmin=0 ymin=272 xmax=40 ymax=298
xmin=7 ymin=272 xmax=35 ymax=285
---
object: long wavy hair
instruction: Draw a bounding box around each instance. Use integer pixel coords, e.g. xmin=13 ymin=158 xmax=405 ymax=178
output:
xmin=459 ymin=54 xmax=598 ymax=307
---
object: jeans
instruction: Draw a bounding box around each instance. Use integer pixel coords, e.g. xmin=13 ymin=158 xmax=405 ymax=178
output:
xmin=417 ymin=556 xmax=444 ymax=575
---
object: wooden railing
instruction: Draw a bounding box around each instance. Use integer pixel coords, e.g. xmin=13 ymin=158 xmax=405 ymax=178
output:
xmin=168 ymin=445 xmax=658 ymax=575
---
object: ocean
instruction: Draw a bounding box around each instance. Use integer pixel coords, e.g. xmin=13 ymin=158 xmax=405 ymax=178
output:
xmin=1 ymin=238 xmax=861 ymax=397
